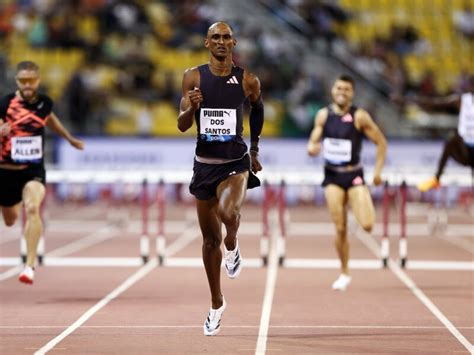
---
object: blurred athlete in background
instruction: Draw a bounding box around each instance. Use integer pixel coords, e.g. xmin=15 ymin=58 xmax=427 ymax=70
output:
xmin=307 ymin=74 xmax=387 ymax=291
xmin=0 ymin=61 xmax=84 ymax=284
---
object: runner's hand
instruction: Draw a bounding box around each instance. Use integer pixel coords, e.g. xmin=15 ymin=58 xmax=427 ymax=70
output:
xmin=307 ymin=142 xmax=320 ymax=156
xmin=188 ymin=87 xmax=203 ymax=110
xmin=0 ymin=120 xmax=11 ymax=137
xmin=373 ymin=174 xmax=383 ymax=186
xmin=69 ymin=137 xmax=85 ymax=150
xmin=250 ymin=150 xmax=262 ymax=173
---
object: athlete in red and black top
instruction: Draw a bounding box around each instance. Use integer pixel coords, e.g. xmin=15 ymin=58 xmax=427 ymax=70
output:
xmin=0 ymin=61 xmax=84 ymax=284
xmin=0 ymin=92 xmax=53 ymax=165
xmin=178 ymin=22 xmax=264 ymax=336
xmin=307 ymin=74 xmax=387 ymax=291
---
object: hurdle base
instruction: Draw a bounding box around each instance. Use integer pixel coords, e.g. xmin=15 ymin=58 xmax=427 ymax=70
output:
xmin=400 ymin=258 xmax=407 ymax=268
xmin=382 ymin=258 xmax=388 ymax=268
xmin=278 ymin=255 xmax=285 ymax=267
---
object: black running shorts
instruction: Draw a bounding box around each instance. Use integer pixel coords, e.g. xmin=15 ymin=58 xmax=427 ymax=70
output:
xmin=189 ymin=154 xmax=260 ymax=200
xmin=0 ymin=165 xmax=46 ymax=207
xmin=322 ymin=166 xmax=365 ymax=191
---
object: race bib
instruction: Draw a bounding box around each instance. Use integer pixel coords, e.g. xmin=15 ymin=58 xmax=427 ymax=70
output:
xmin=323 ymin=138 xmax=352 ymax=164
xmin=458 ymin=93 xmax=474 ymax=144
xmin=11 ymin=136 xmax=43 ymax=162
xmin=200 ymin=108 xmax=236 ymax=142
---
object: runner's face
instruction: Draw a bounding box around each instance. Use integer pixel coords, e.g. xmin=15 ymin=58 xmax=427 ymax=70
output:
xmin=331 ymin=80 xmax=354 ymax=108
xmin=205 ymin=24 xmax=235 ymax=59
xmin=16 ymin=70 xmax=40 ymax=100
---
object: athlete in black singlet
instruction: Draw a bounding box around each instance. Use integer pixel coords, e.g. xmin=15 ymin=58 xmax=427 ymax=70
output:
xmin=307 ymin=75 xmax=387 ymax=291
xmin=0 ymin=61 xmax=84 ymax=284
xmin=178 ymin=22 xmax=264 ymax=336
xmin=392 ymin=75 xmax=474 ymax=192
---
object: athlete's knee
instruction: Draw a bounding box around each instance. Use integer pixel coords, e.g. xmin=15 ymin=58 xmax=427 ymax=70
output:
xmin=219 ymin=207 xmax=240 ymax=227
xmin=203 ymin=235 xmax=222 ymax=250
xmin=334 ymin=223 xmax=346 ymax=237
xmin=4 ymin=216 xmax=17 ymax=227
xmin=360 ymin=221 xmax=374 ymax=233
xmin=24 ymin=202 xmax=40 ymax=217
xmin=2 ymin=209 xmax=18 ymax=226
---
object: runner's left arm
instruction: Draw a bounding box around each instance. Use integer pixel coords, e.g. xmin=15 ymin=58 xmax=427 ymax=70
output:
xmin=46 ymin=112 xmax=84 ymax=150
xmin=243 ymin=71 xmax=263 ymax=173
xmin=356 ymin=109 xmax=386 ymax=186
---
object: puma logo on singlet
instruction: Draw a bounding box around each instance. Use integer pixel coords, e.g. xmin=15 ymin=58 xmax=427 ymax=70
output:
xmin=203 ymin=109 xmax=231 ymax=118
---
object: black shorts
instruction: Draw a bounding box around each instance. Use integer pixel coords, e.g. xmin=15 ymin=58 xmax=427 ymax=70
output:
xmin=189 ymin=154 xmax=261 ymax=200
xmin=322 ymin=166 xmax=365 ymax=191
xmin=0 ymin=165 xmax=46 ymax=207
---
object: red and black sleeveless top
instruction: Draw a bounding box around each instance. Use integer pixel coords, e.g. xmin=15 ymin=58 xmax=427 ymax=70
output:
xmin=0 ymin=93 xmax=53 ymax=165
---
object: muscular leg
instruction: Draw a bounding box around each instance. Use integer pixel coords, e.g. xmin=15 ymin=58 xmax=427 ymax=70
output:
xmin=348 ymin=185 xmax=375 ymax=233
xmin=216 ymin=171 xmax=249 ymax=251
xmin=435 ymin=133 xmax=470 ymax=180
xmin=22 ymin=181 xmax=45 ymax=267
xmin=196 ymin=197 xmax=224 ymax=309
xmin=324 ymin=184 xmax=349 ymax=274
xmin=1 ymin=202 xmax=21 ymax=227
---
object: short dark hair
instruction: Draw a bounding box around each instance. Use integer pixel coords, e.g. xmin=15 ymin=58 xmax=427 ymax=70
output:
xmin=207 ymin=21 xmax=235 ymax=37
xmin=16 ymin=61 xmax=39 ymax=73
xmin=336 ymin=74 xmax=355 ymax=88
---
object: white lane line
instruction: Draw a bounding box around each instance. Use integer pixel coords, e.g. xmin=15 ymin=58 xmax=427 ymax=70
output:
xmin=406 ymin=261 xmax=474 ymax=271
xmin=3 ymin=325 xmax=474 ymax=329
xmin=34 ymin=259 xmax=158 ymax=355
xmin=356 ymin=230 xmax=474 ymax=354
xmin=389 ymin=261 xmax=473 ymax=353
xmin=284 ymin=258 xmax=382 ymax=269
xmin=0 ymin=233 xmax=21 ymax=245
xmin=279 ymin=222 xmax=474 ymax=238
xmin=2 ymin=256 xmax=471 ymax=271
xmin=0 ymin=266 xmax=24 ymax=282
xmin=33 ymin=223 xmax=200 ymax=354
xmin=46 ymin=226 xmax=115 ymax=257
xmin=0 ymin=257 xmax=142 ymax=267
xmin=163 ymin=225 xmax=200 ymax=257
xmin=2 ymin=220 xmax=472 ymax=242
xmin=163 ymin=257 xmax=263 ymax=268
xmin=0 ymin=226 xmax=116 ymax=282
xmin=255 ymin=223 xmax=279 ymax=355
xmin=436 ymin=234 xmax=474 ymax=254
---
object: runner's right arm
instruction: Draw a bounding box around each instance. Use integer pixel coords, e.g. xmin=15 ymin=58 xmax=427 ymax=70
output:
xmin=307 ymin=108 xmax=328 ymax=157
xmin=0 ymin=96 xmax=11 ymax=136
xmin=178 ymin=68 xmax=201 ymax=132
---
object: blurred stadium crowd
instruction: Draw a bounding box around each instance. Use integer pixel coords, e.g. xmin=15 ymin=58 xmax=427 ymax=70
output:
xmin=0 ymin=0 xmax=472 ymax=138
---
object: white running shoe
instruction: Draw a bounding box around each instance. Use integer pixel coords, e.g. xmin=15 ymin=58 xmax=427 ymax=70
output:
xmin=19 ymin=266 xmax=34 ymax=285
xmin=203 ymin=298 xmax=227 ymax=336
xmin=332 ymin=274 xmax=351 ymax=291
xmin=224 ymin=240 xmax=242 ymax=279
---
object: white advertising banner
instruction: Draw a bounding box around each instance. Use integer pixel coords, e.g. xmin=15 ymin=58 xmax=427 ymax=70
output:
xmin=53 ymin=137 xmax=473 ymax=188
xmin=56 ymin=137 xmax=465 ymax=170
